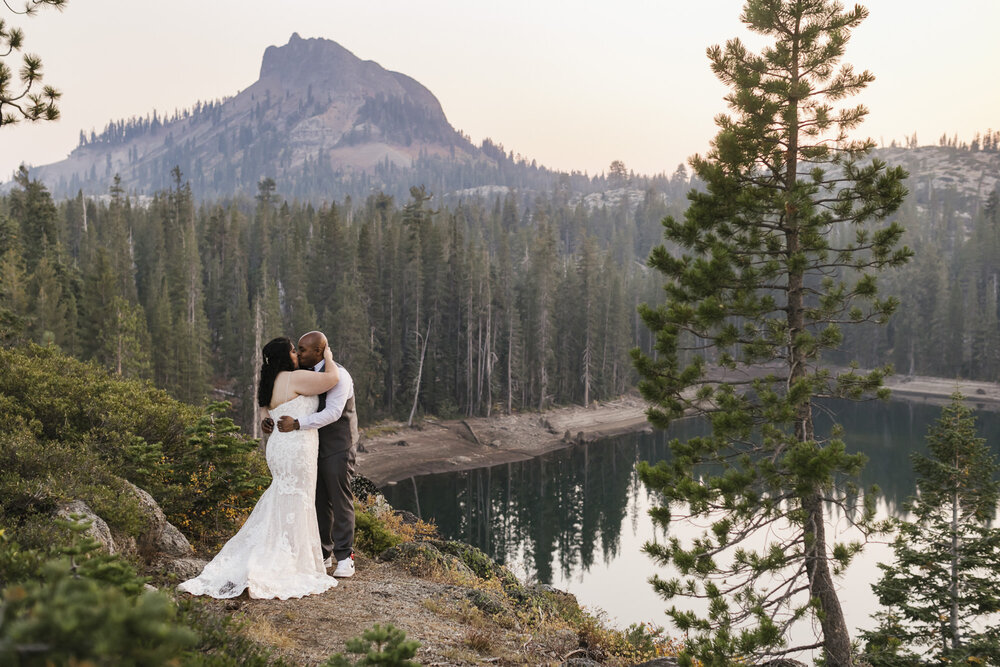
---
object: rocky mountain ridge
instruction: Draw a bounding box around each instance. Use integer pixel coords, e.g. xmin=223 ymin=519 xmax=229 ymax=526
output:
xmin=20 ymin=34 xmax=483 ymax=201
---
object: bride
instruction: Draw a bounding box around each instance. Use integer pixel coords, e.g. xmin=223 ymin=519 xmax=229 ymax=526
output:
xmin=179 ymin=336 xmax=340 ymax=599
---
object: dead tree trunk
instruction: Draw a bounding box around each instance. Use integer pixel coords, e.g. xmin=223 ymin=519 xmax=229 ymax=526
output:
xmin=408 ymin=320 xmax=432 ymax=427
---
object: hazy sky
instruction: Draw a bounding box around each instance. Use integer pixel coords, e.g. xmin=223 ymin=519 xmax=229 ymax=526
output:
xmin=2 ymin=1 xmax=998 ymax=182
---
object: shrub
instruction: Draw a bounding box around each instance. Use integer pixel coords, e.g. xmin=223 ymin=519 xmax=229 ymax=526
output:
xmin=0 ymin=345 xmax=267 ymax=548
xmin=322 ymin=623 xmax=420 ymax=666
xmin=170 ymin=401 xmax=269 ymax=542
xmin=0 ymin=522 xmax=197 ymax=665
xmin=0 ymin=521 xmax=287 ymax=666
xmin=353 ymin=495 xmax=436 ymax=556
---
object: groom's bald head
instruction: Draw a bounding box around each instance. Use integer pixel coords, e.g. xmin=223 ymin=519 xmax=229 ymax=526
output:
xmin=297 ymin=331 xmax=327 ymax=368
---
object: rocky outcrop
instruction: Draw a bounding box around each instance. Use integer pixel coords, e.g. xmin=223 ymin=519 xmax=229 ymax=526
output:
xmin=56 ymin=500 xmax=117 ymax=554
xmin=22 ymin=34 xmax=479 ymax=201
xmin=123 ymin=481 xmax=193 ymax=558
xmin=55 ymin=483 xmax=193 ymax=564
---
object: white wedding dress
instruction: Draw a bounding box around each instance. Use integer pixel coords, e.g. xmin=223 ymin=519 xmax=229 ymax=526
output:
xmin=178 ymin=393 xmax=338 ymax=599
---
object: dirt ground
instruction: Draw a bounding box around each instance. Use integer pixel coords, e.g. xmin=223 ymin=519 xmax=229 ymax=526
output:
xmin=881 ymin=372 xmax=1000 ymax=409
xmin=203 ymin=554 xmax=586 ymax=666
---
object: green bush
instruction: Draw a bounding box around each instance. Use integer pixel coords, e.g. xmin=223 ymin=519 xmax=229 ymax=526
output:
xmin=354 ymin=505 xmax=405 ymax=555
xmin=322 ymin=623 xmax=420 ymax=666
xmin=0 ymin=419 xmax=149 ymax=542
xmin=0 ymin=345 xmax=267 ymax=547
xmin=0 ymin=521 xmax=287 ymax=666
xmin=0 ymin=522 xmax=197 ymax=665
xmin=170 ymin=401 xmax=269 ymax=542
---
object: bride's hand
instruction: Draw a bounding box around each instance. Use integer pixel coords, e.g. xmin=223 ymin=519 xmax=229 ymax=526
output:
xmin=323 ymin=345 xmax=334 ymax=364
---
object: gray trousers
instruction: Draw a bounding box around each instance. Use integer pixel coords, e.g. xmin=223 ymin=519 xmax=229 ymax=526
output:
xmin=316 ymin=449 xmax=355 ymax=561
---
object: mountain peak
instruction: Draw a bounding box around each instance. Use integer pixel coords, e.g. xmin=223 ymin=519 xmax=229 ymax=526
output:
xmin=19 ymin=34 xmax=479 ymax=200
xmin=259 ymin=34 xmax=364 ymax=84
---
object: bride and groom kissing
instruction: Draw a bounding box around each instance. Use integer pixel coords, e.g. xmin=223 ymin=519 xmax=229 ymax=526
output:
xmin=179 ymin=331 xmax=359 ymax=599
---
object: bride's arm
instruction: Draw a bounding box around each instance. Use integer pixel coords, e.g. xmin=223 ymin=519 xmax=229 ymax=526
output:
xmin=290 ymin=345 xmax=339 ymax=396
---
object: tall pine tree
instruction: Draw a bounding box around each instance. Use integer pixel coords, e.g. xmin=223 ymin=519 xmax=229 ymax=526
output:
xmin=632 ymin=1 xmax=910 ymax=663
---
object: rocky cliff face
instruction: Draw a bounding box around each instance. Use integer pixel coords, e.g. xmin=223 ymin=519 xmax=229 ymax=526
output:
xmin=25 ymin=34 xmax=480 ymax=200
xmin=875 ymin=145 xmax=1000 ymax=204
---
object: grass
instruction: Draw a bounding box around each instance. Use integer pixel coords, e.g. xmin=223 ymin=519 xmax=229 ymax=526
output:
xmin=462 ymin=627 xmax=497 ymax=654
xmin=359 ymin=423 xmax=402 ymax=439
xmin=240 ymin=612 xmax=297 ymax=651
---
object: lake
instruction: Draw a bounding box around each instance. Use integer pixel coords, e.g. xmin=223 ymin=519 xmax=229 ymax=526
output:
xmin=380 ymin=398 xmax=1000 ymax=639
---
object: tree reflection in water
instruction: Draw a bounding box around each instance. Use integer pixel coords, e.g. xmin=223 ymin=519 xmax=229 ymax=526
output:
xmin=381 ymin=399 xmax=1000 ymax=588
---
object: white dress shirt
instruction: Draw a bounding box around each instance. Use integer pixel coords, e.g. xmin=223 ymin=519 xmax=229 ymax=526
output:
xmin=297 ymin=360 xmax=354 ymax=431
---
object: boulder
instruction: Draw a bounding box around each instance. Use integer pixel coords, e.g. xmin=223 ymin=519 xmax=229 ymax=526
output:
xmin=123 ymin=481 xmax=192 ymax=558
xmin=158 ymin=521 xmax=194 ymax=558
xmin=157 ymin=557 xmax=209 ymax=580
xmin=561 ymin=658 xmax=602 ymax=667
xmin=56 ymin=500 xmax=117 ymax=554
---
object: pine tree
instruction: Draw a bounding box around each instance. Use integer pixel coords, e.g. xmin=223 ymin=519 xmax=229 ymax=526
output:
xmin=631 ymin=1 xmax=910 ymax=664
xmin=863 ymin=395 xmax=1000 ymax=665
xmin=79 ymin=247 xmax=116 ymax=361
xmin=494 ymin=231 xmax=520 ymax=415
xmin=577 ymin=236 xmax=601 ymax=406
xmin=8 ymin=166 xmax=59 ymax=271
xmin=29 ymin=252 xmax=76 ymax=350
xmin=399 ymin=186 xmax=435 ymax=422
xmin=0 ymin=0 xmax=65 ymax=127
xmin=104 ymin=175 xmax=138 ymax=303
xmin=163 ymin=168 xmax=210 ymax=403
xmin=0 ymin=242 xmax=28 ymax=343
xmin=525 ymin=220 xmax=557 ymax=410
xmin=145 ymin=257 xmax=175 ymax=391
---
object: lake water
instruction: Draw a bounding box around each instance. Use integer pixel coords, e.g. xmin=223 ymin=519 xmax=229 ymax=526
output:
xmin=381 ymin=398 xmax=1000 ymax=639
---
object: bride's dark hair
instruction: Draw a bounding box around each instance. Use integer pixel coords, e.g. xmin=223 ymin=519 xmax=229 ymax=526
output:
xmin=257 ymin=337 xmax=296 ymax=407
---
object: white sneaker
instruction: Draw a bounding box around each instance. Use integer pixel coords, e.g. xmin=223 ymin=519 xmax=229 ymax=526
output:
xmin=323 ymin=556 xmax=332 ymax=569
xmin=332 ymin=556 xmax=355 ymax=578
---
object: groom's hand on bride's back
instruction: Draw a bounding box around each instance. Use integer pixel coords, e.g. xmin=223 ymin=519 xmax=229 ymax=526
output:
xmin=276 ymin=416 xmax=299 ymax=432
xmin=261 ymin=417 xmax=274 ymax=434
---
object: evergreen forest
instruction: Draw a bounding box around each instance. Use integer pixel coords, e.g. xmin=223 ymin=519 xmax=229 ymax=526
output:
xmin=0 ymin=164 xmax=690 ymax=431
xmin=1 ymin=143 xmax=998 ymax=433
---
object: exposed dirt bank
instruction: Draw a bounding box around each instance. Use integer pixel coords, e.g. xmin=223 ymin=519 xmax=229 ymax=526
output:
xmin=357 ymin=374 xmax=1000 ymax=488
xmin=881 ymin=372 xmax=1000 ymax=409
xmin=357 ymin=396 xmax=651 ymax=487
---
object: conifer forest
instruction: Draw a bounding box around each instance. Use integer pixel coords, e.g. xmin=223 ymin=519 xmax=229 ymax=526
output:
xmin=0 ymin=164 xmax=690 ymax=430
xmin=1 ymin=138 xmax=998 ymax=435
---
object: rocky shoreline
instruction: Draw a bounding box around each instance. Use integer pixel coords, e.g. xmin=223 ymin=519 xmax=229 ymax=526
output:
xmin=357 ymin=374 xmax=1000 ymax=488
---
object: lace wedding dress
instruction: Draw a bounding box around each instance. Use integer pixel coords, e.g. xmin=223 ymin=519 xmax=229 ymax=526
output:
xmin=178 ymin=394 xmax=337 ymax=599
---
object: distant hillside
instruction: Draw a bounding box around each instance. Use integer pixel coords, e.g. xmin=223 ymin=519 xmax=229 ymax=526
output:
xmin=876 ymin=145 xmax=999 ymax=207
xmin=19 ymin=34 xmax=581 ymax=202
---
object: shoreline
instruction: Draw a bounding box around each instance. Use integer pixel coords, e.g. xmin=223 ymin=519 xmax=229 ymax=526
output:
xmin=357 ymin=373 xmax=1000 ymax=488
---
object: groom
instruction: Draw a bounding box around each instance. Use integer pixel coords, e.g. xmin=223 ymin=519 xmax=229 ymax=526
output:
xmin=263 ymin=331 xmax=358 ymax=577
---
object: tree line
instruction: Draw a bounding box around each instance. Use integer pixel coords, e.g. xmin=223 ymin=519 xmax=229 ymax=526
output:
xmin=834 ymin=184 xmax=1000 ymax=379
xmin=2 ymin=153 xmax=997 ymax=432
xmin=0 ymin=166 xmax=693 ymax=432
